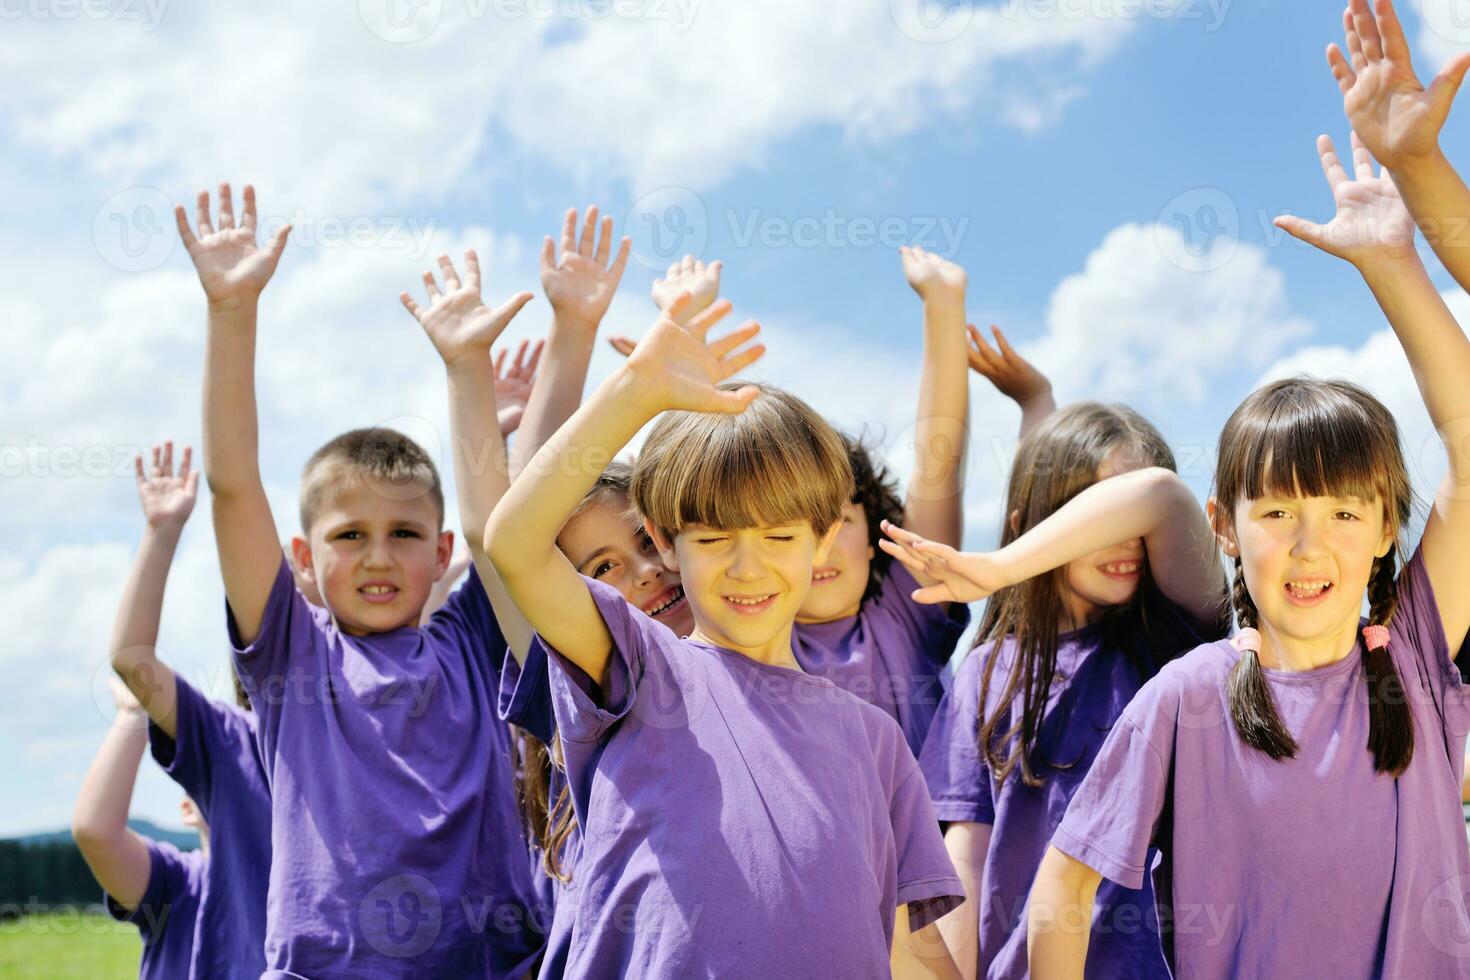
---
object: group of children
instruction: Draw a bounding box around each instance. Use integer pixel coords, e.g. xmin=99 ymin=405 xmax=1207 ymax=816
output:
xmin=68 ymin=1 xmax=1470 ymax=976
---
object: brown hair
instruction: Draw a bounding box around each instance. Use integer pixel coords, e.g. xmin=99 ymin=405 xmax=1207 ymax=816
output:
xmin=1213 ymin=377 xmax=1414 ymax=775
xmin=841 ymin=434 xmax=905 ymax=603
xmin=298 ymin=428 xmax=444 ymax=533
xmin=976 ymin=402 xmax=1179 ymax=789
xmin=519 ymin=461 xmax=636 ymax=880
xmin=632 ymin=382 xmax=852 ymax=537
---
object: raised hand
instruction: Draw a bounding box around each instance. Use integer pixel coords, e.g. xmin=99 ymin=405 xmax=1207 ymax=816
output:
xmin=651 ymin=255 xmax=722 ymax=321
xmin=401 ymin=251 xmax=535 ymax=367
xmin=175 ymin=184 xmax=291 ymax=307
xmin=901 ymin=245 xmax=967 ymax=307
xmin=1274 ymin=133 xmax=1417 ymax=267
xmin=967 ymin=324 xmax=1052 ymax=406
xmin=541 ymin=207 xmax=632 ymax=331
xmin=1329 ymin=0 xmax=1470 ymax=170
xmin=879 ymin=521 xmax=1003 ymax=604
xmin=494 ymin=338 xmax=544 ymax=435
xmin=135 ymin=442 xmax=200 ymax=532
xmin=622 ymin=294 xmax=766 ymax=415
xmin=606 ymin=335 xmax=637 ymax=358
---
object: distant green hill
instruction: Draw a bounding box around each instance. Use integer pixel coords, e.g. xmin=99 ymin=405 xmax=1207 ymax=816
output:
xmin=0 ymin=822 xmax=198 ymax=912
xmin=11 ymin=820 xmax=199 ymax=852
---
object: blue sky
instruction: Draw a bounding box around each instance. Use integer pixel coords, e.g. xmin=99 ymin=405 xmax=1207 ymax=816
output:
xmin=3 ymin=0 xmax=1468 ymax=835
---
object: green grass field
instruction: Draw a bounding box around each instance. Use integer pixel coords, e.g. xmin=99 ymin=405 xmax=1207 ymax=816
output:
xmin=0 ymin=912 xmax=139 ymax=979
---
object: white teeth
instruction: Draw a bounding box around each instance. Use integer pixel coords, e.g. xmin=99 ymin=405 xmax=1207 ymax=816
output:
xmin=362 ymin=585 xmax=394 ymax=595
xmin=1286 ymin=581 xmax=1330 ymax=595
xmin=1101 ymin=562 xmax=1139 ymax=574
xmin=648 ymin=588 xmax=684 ymax=616
xmin=727 ymin=595 xmax=770 ymax=606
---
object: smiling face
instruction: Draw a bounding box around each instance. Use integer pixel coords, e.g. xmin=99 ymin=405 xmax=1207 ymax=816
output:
xmin=651 ymin=519 xmax=841 ymax=660
xmin=797 ymin=499 xmax=871 ymax=623
xmin=558 ymin=498 xmax=695 ymax=637
xmin=1222 ymin=492 xmax=1394 ymax=655
xmin=293 ymin=479 xmax=451 ymax=636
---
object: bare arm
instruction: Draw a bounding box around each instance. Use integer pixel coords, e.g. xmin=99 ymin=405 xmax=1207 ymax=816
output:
xmin=72 ymin=680 xmax=154 ymax=912
xmin=401 ymin=251 xmax=536 ymax=661
xmin=486 ymin=296 xmax=764 ymax=684
xmin=892 ymin=906 xmax=964 ymax=980
xmin=882 ymin=468 xmax=1224 ymax=624
xmin=176 ymin=184 xmax=290 ymax=645
xmin=967 ymin=324 xmax=1056 ymax=445
xmin=932 ymin=821 xmax=990 ymax=980
xmin=511 ymin=208 xmax=630 ymax=478
xmin=1027 ymin=846 xmax=1102 ymax=980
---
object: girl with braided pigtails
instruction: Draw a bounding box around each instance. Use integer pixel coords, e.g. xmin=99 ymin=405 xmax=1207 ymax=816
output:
xmin=1026 ymin=126 xmax=1470 ymax=979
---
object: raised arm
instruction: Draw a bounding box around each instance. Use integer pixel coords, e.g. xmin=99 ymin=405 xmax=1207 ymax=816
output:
xmin=1275 ymin=133 xmax=1470 ymax=654
xmin=486 ymin=295 xmax=764 ymax=683
xmin=110 ymin=442 xmax=200 ymax=739
xmin=401 ymin=250 xmax=535 ymax=660
xmin=880 ymin=466 xmax=1223 ymax=624
xmin=512 ymin=207 xmax=631 ymax=477
xmin=967 ymin=324 xmax=1055 ymax=444
xmin=608 ymin=254 xmax=723 ymax=354
xmin=899 ymin=246 xmax=971 ymax=565
xmin=493 ymin=338 xmax=543 ymax=438
xmin=1026 ymin=846 xmax=1103 ymax=980
xmin=1330 ymin=0 xmax=1470 ymax=293
xmin=72 ymin=678 xmax=154 ymax=912
xmin=177 ymin=184 xmax=291 ymax=645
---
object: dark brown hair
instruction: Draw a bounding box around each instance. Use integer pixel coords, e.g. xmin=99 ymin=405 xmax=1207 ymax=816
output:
xmin=841 ymin=434 xmax=905 ymax=602
xmin=1212 ymin=378 xmax=1414 ymax=775
xmin=518 ymin=461 xmax=636 ymax=879
xmin=976 ymin=402 xmax=1178 ymax=789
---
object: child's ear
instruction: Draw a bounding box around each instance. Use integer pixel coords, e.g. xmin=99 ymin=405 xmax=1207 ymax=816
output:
xmin=289 ymin=536 xmax=316 ymax=580
xmin=814 ymin=520 xmax=843 ymax=565
xmin=1205 ymin=498 xmax=1238 ymax=558
xmin=1008 ymin=509 xmax=1020 ymax=536
xmin=436 ymin=530 xmax=455 ymax=578
xmin=647 ymin=523 xmax=679 ymax=571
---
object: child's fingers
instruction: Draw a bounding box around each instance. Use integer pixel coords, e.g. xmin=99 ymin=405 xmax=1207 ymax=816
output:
xmin=1430 ymin=53 xmax=1470 ymax=114
xmin=185 ymin=469 xmax=201 ymax=495
xmin=511 ymin=337 xmax=531 ymax=374
xmin=1317 ymin=134 xmax=1350 ymax=190
xmin=879 ymin=519 xmax=929 ymax=549
xmin=560 ymin=208 xmax=577 ymax=258
xmin=685 ymin=298 xmax=733 ymax=339
xmin=421 ymin=270 xmax=442 ymax=301
xmin=1327 ymin=43 xmax=1356 ymax=95
xmin=1344 ymin=8 xmax=1367 ymax=72
xmin=717 ymin=341 xmax=766 ymax=379
xmin=525 ymin=338 xmax=545 ymax=375
xmin=242 ymin=185 xmax=258 ymax=233
xmin=911 ymin=585 xmax=955 ymax=605
xmin=150 ymin=443 xmax=161 ymax=476
xmin=463 ymin=249 xmax=481 ymax=290
xmin=608 ymin=335 xmax=636 ymax=357
xmin=540 ymin=235 xmax=556 ymax=274
xmin=195 ymin=189 xmax=214 ymax=239
xmin=991 ymin=325 xmax=1021 ymax=361
xmin=162 ymin=440 xmax=173 ymax=476
xmin=265 ymin=223 xmax=292 ymax=262
xmin=174 ymin=205 xmax=199 ymax=252
xmin=493 ymin=347 xmax=507 ymax=376
xmin=217 ymin=183 xmax=235 ymax=231
xmin=878 ymin=539 xmax=932 ymax=578
xmin=400 ymin=291 xmax=423 ymax=319
xmin=134 ymin=454 xmax=146 ymax=485
xmin=609 ymin=237 xmax=631 ymax=282
xmin=1351 ymin=0 xmax=1383 ymax=62
xmin=711 ymin=384 xmax=762 ymax=414
xmin=491 ymin=291 xmax=536 ymax=327
xmin=1350 ymin=132 xmax=1376 ymax=180
xmin=578 ymin=205 xmax=599 ymax=258
xmin=709 ymin=322 xmax=762 ymax=359
xmin=1374 ymin=0 xmax=1411 ymax=64
xmin=595 ymin=215 xmax=613 ymax=266
xmin=437 ymin=254 xmax=461 ymax=290
xmin=1273 ymin=214 xmax=1328 ymax=248
xmin=178 ymin=446 xmax=192 ymax=482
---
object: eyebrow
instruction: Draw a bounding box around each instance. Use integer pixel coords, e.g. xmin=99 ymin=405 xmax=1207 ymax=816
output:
xmin=575 ymin=547 xmax=614 ymax=573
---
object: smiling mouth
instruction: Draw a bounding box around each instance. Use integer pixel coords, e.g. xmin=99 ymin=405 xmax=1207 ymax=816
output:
xmin=359 ymin=584 xmax=400 ymax=604
xmin=723 ymin=593 xmax=777 ymax=615
xmin=812 ymin=567 xmax=839 ymax=584
xmin=1098 ymin=560 xmax=1142 ymax=578
xmin=1284 ymin=579 xmax=1333 ymax=604
xmin=643 ymin=585 xmax=686 ymax=619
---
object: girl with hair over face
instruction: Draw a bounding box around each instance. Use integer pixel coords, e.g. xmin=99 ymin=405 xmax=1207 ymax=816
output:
xmin=1026 ymin=129 xmax=1470 ymax=979
xmin=880 ymin=403 xmax=1228 ymax=979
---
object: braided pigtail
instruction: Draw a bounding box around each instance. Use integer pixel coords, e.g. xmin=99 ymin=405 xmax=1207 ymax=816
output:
xmin=1362 ymin=551 xmax=1413 ymax=776
xmin=1226 ymin=557 xmax=1298 ymax=760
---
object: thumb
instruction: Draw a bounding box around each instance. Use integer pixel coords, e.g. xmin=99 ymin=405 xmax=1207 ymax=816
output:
xmin=265 ymin=223 xmax=293 ymax=266
xmin=1430 ymin=52 xmax=1470 ymax=117
xmin=186 ymin=469 xmax=201 ymax=495
xmin=911 ymin=585 xmax=954 ymax=605
xmin=711 ymin=385 xmax=760 ymax=414
xmin=1273 ymin=214 xmax=1328 ymax=248
xmin=493 ymin=291 xmax=536 ymax=325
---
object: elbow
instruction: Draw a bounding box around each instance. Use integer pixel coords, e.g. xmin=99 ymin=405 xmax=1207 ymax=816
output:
xmin=71 ymin=812 xmax=111 ymax=855
xmin=483 ymin=504 xmax=528 ymax=580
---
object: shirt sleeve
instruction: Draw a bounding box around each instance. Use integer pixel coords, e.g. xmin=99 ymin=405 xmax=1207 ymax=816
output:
xmin=423 ymin=564 xmax=510 ymax=683
xmin=876 ymin=561 xmax=972 ymax=667
xmin=1389 ymin=543 xmax=1470 ymax=736
xmin=543 ymin=576 xmax=654 ymax=745
xmin=891 ymin=763 xmax=966 ymax=931
xmin=147 ymin=675 xmax=255 ymax=824
xmin=226 ymin=558 xmax=318 ymax=766
xmin=1051 ymin=672 xmax=1177 ymax=891
xmin=499 ymin=637 xmax=556 ymax=744
xmin=917 ymin=648 xmax=994 ymax=825
xmin=103 ymin=838 xmax=195 ymax=944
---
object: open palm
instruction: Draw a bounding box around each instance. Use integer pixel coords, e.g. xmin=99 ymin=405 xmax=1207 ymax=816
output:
xmin=652 ymin=255 xmax=722 ymax=321
xmin=1275 ymin=134 xmax=1416 ymax=266
xmin=878 ymin=520 xmax=1003 ymax=604
xmin=623 ymin=296 xmax=766 ymax=415
xmin=136 ymin=441 xmax=199 ymax=531
xmin=176 ymin=184 xmax=291 ymax=305
xmin=541 ymin=207 xmax=631 ymax=329
xmin=402 ymin=251 xmax=534 ymax=365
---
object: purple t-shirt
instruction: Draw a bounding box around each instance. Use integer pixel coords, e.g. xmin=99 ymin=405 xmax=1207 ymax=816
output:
xmin=229 ymin=560 xmax=545 ymax=978
xmin=542 ymin=575 xmax=964 ymax=978
xmin=147 ymin=675 xmax=271 ymax=979
xmin=1055 ymin=544 xmax=1470 ymax=978
xmin=499 ymin=640 xmax=575 ymax=980
xmin=794 ymin=561 xmax=971 ymax=754
xmin=105 ymin=838 xmax=206 ymax=980
xmin=920 ymin=585 xmax=1220 ymax=980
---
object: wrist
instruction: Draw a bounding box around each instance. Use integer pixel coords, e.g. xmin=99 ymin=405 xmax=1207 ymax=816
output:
xmin=1353 ymin=248 xmax=1427 ymax=283
xmin=550 ymin=309 xmax=601 ymax=337
xmin=443 ymin=349 xmax=494 ymax=378
xmin=207 ymin=294 xmax=259 ymax=317
xmin=921 ymin=294 xmax=966 ymax=316
xmin=1387 ymin=146 xmax=1450 ymax=184
xmin=142 ymin=521 xmax=185 ymax=546
xmin=605 ymin=364 xmax=666 ymax=422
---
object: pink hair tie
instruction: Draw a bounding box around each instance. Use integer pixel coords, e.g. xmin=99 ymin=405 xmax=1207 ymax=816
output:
xmin=1232 ymin=627 xmax=1261 ymax=654
xmin=1363 ymin=624 xmax=1390 ymax=650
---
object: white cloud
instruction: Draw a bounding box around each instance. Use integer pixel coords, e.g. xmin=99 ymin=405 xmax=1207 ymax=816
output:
xmin=1412 ymin=0 xmax=1470 ymax=68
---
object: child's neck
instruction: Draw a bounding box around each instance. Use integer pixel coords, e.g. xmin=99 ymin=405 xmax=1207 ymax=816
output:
xmin=1254 ymin=615 xmax=1362 ymax=672
xmin=690 ymin=623 xmax=802 ymax=670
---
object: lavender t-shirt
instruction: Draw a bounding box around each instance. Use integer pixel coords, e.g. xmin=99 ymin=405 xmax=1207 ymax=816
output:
xmin=104 ymin=838 xmax=205 ymax=980
xmin=1055 ymin=545 xmax=1470 ymax=978
xmin=794 ymin=561 xmax=971 ymax=754
xmin=147 ymin=675 xmax=270 ymax=979
xmin=542 ymin=575 xmax=964 ymax=978
xmin=230 ymin=560 xmax=545 ymax=978
xmin=920 ymin=585 xmax=1221 ymax=980
xmin=499 ymin=639 xmax=576 ymax=979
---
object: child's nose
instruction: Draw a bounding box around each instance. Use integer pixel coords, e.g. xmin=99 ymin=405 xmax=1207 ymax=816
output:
xmin=728 ymin=542 xmax=764 ymax=580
